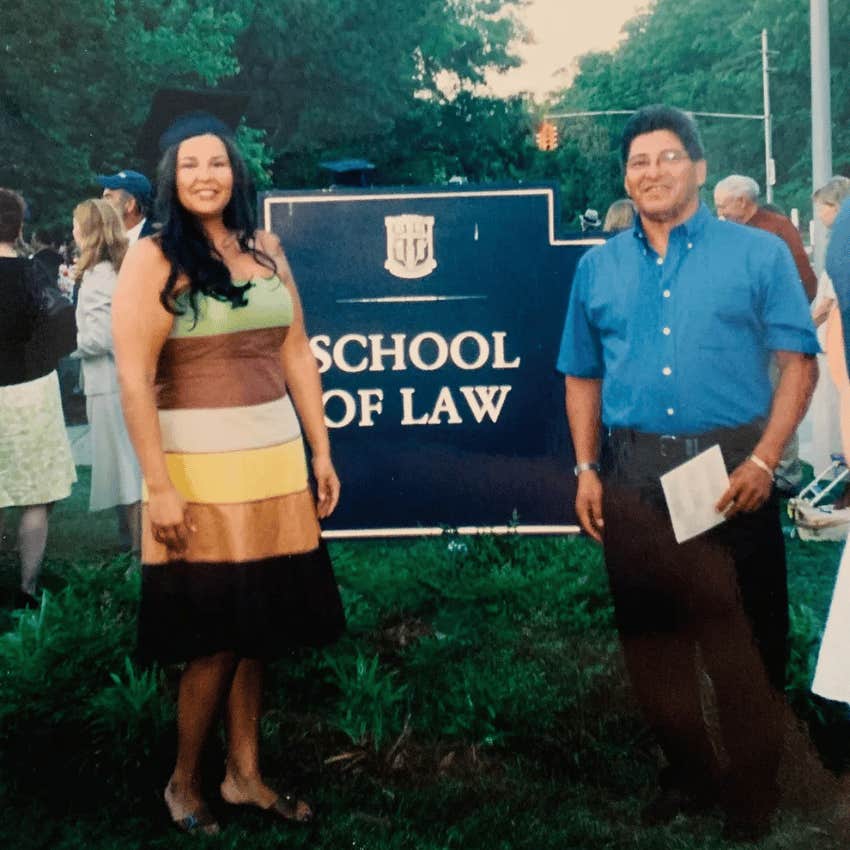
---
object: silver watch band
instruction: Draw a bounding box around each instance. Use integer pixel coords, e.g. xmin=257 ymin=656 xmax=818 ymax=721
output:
xmin=573 ymin=461 xmax=601 ymax=477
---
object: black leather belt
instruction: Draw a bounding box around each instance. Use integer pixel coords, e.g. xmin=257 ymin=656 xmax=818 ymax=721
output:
xmin=605 ymin=423 xmax=762 ymax=463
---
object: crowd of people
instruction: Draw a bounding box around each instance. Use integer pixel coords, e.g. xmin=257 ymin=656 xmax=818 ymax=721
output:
xmin=3 ymin=100 xmax=850 ymax=840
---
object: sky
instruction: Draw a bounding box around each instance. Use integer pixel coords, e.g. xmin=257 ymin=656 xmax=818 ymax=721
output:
xmin=486 ymin=0 xmax=650 ymax=100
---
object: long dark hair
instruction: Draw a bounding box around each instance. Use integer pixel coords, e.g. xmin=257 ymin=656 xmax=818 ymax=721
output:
xmin=154 ymin=134 xmax=276 ymax=317
xmin=0 ymin=188 xmax=44 ymax=331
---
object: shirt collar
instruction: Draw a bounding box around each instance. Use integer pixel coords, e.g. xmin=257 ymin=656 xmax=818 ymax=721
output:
xmin=126 ymin=219 xmax=145 ymax=244
xmin=632 ymin=201 xmax=712 ymax=244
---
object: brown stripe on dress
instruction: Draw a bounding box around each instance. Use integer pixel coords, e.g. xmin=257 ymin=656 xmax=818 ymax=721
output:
xmin=156 ymin=327 xmax=286 ymax=410
xmin=142 ymin=488 xmax=321 ymax=564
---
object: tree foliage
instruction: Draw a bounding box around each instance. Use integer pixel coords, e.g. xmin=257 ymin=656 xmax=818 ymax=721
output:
xmin=2 ymin=0 xmax=248 ymax=233
xmin=551 ymin=0 xmax=850 ymax=223
xmin=2 ymin=0 xmax=529 ymax=233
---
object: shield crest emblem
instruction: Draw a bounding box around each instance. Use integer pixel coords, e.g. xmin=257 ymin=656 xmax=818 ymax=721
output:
xmin=384 ymin=214 xmax=437 ymax=279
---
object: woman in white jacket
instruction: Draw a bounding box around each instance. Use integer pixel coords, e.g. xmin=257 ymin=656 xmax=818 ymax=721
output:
xmin=73 ymin=200 xmax=142 ymax=552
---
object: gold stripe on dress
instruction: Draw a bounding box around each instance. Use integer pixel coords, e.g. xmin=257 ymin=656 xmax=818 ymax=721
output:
xmin=144 ymin=436 xmax=308 ymax=504
xmin=158 ymin=395 xmax=301 ymax=454
xmin=141 ymin=489 xmax=320 ymax=564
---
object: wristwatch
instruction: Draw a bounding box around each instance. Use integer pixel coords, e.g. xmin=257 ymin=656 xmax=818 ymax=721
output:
xmin=573 ymin=461 xmax=601 ymax=477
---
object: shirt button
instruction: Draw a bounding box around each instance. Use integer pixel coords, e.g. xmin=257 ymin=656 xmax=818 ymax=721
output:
xmin=667 ymin=407 xmax=675 ymax=416
xmin=662 ymin=327 xmax=671 ymax=335
xmin=662 ymin=366 xmax=672 ymax=375
xmin=656 ymin=257 xmax=664 ymax=265
xmin=687 ymin=242 xmax=693 ymax=249
xmin=663 ymin=290 xmax=671 ymax=298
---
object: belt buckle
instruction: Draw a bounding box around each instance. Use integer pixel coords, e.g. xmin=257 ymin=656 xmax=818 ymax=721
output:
xmin=659 ymin=434 xmax=678 ymax=458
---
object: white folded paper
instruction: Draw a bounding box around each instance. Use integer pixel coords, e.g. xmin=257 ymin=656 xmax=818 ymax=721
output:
xmin=660 ymin=444 xmax=730 ymax=544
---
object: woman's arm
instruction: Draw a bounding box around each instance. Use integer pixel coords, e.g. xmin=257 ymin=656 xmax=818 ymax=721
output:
xmin=76 ymin=264 xmax=117 ymax=357
xmin=112 ymin=240 xmax=194 ymax=551
xmin=258 ymin=231 xmax=340 ymax=518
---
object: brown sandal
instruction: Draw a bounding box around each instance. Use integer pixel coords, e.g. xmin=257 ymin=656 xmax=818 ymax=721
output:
xmin=264 ymin=792 xmax=314 ymax=824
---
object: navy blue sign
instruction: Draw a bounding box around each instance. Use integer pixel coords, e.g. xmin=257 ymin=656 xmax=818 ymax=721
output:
xmin=261 ymin=185 xmax=601 ymax=537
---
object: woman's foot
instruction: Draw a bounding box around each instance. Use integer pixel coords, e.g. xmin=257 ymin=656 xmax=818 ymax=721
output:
xmin=165 ymin=780 xmax=220 ymax=835
xmin=221 ymin=769 xmax=313 ymax=823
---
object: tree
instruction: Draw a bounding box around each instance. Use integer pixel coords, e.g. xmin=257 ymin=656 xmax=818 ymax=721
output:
xmin=550 ymin=0 xmax=850 ymax=222
xmin=2 ymin=0 xmax=247 ymax=233
xmin=226 ymin=0 xmax=525 ymax=188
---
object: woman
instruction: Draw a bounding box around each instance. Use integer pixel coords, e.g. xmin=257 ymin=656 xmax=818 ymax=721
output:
xmin=602 ymin=198 xmax=635 ymax=232
xmin=808 ymin=178 xmax=850 ymax=478
xmin=112 ymin=120 xmax=344 ymax=835
xmin=0 ymin=188 xmax=76 ymax=606
xmin=72 ymin=200 xmax=142 ymax=551
xmin=812 ymin=182 xmax=850 ymax=702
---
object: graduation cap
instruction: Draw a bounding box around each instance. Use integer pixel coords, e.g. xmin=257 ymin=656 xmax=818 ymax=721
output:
xmin=136 ymin=88 xmax=249 ymax=170
xmin=320 ymin=158 xmax=375 ymax=188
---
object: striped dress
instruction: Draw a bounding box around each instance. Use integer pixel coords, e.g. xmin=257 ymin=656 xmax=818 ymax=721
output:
xmin=137 ymin=274 xmax=344 ymax=664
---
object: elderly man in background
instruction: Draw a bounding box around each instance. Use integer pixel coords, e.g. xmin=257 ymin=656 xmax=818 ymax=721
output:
xmin=714 ymin=174 xmax=817 ymax=301
xmin=714 ymin=174 xmax=818 ymax=494
xmin=96 ymin=170 xmax=153 ymax=243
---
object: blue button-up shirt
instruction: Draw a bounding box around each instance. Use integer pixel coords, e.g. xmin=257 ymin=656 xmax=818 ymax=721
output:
xmin=557 ymin=202 xmax=819 ymax=434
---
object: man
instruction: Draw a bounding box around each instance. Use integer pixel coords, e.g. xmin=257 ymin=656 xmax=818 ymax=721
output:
xmin=714 ymin=174 xmax=817 ymax=494
xmin=96 ymin=170 xmax=153 ymax=243
xmin=558 ymin=105 xmax=818 ymax=841
xmin=714 ymin=174 xmax=817 ymax=301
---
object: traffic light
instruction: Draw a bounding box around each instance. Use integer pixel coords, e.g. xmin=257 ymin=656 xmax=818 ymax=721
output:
xmin=535 ymin=121 xmax=558 ymax=152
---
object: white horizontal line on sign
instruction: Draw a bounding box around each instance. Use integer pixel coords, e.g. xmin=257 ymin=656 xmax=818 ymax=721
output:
xmin=335 ymin=294 xmax=488 ymax=304
xmin=321 ymin=525 xmax=581 ymax=539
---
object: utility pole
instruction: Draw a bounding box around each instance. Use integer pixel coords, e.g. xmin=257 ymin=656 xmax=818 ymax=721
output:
xmin=761 ymin=30 xmax=775 ymax=204
xmin=548 ymin=37 xmax=776 ymax=198
xmin=810 ymin=0 xmax=832 ymax=271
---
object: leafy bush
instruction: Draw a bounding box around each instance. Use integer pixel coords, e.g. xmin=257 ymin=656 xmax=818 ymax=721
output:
xmin=0 ymin=559 xmax=142 ymax=794
xmin=324 ymin=649 xmax=408 ymax=750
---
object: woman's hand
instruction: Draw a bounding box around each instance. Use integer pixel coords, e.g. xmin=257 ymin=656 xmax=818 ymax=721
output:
xmin=147 ymin=486 xmax=196 ymax=553
xmin=312 ymin=455 xmax=340 ymax=519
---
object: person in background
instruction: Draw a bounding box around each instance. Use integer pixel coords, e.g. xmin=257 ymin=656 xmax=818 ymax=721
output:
xmin=812 ymin=196 xmax=850 ymax=714
xmin=72 ymin=199 xmax=142 ymax=553
xmin=714 ymin=173 xmax=818 ymax=494
xmin=112 ymin=112 xmax=345 ymax=835
xmin=0 ymin=188 xmax=76 ymax=607
xmin=603 ymin=198 xmax=636 ymax=232
xmin=808 ymin=177 xmax=850 ymax=492
xmin=713 ymin=174 xmax=817 ymax=301
xmin=96 ymin=170 xmax=154 ymax=243
xmin=579 ymin=208 xmax=602 ymax=232
xmin=559 ymin=105 xmax=818 ymax=841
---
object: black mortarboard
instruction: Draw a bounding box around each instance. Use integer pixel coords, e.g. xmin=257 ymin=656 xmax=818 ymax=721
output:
xmin=136 ymin=88 xmax=249 ymax=168
xmin=320 ymin=158 xmax=376 ymax=187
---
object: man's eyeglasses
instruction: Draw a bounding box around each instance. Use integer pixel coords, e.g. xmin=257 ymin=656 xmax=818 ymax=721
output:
xmin=626 ymin=149 xmax=691 ymax=172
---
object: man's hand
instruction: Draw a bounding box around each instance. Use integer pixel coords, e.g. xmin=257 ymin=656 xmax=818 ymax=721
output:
xmin=575 ymin=470 xmax=604 ymax=542
xmin=715 ymin=459 xmax=773 ymax=519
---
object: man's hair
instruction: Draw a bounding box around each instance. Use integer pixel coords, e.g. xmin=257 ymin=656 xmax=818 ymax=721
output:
xmin=813 ymin=175 xmax=850 ymax=207
xmin=621 ymin=105 xmax=705 ymax=165
xmin=714 ymin=174 xmax=759 ymax=202
xmin=115 ymin=187 xmax=146 ymax=218
xmin=0 ymin=188 xmax=25 ymax=243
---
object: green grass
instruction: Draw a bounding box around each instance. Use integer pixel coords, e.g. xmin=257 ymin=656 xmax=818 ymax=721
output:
xmin=1 ymin=469 xmax=849 ymax=848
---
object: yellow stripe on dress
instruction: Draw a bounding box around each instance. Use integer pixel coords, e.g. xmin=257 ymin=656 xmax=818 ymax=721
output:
xmin=144 ymin=437 xmax=309 ymax=504
xmin=158 ymin=396 xmax=301 ymax=453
